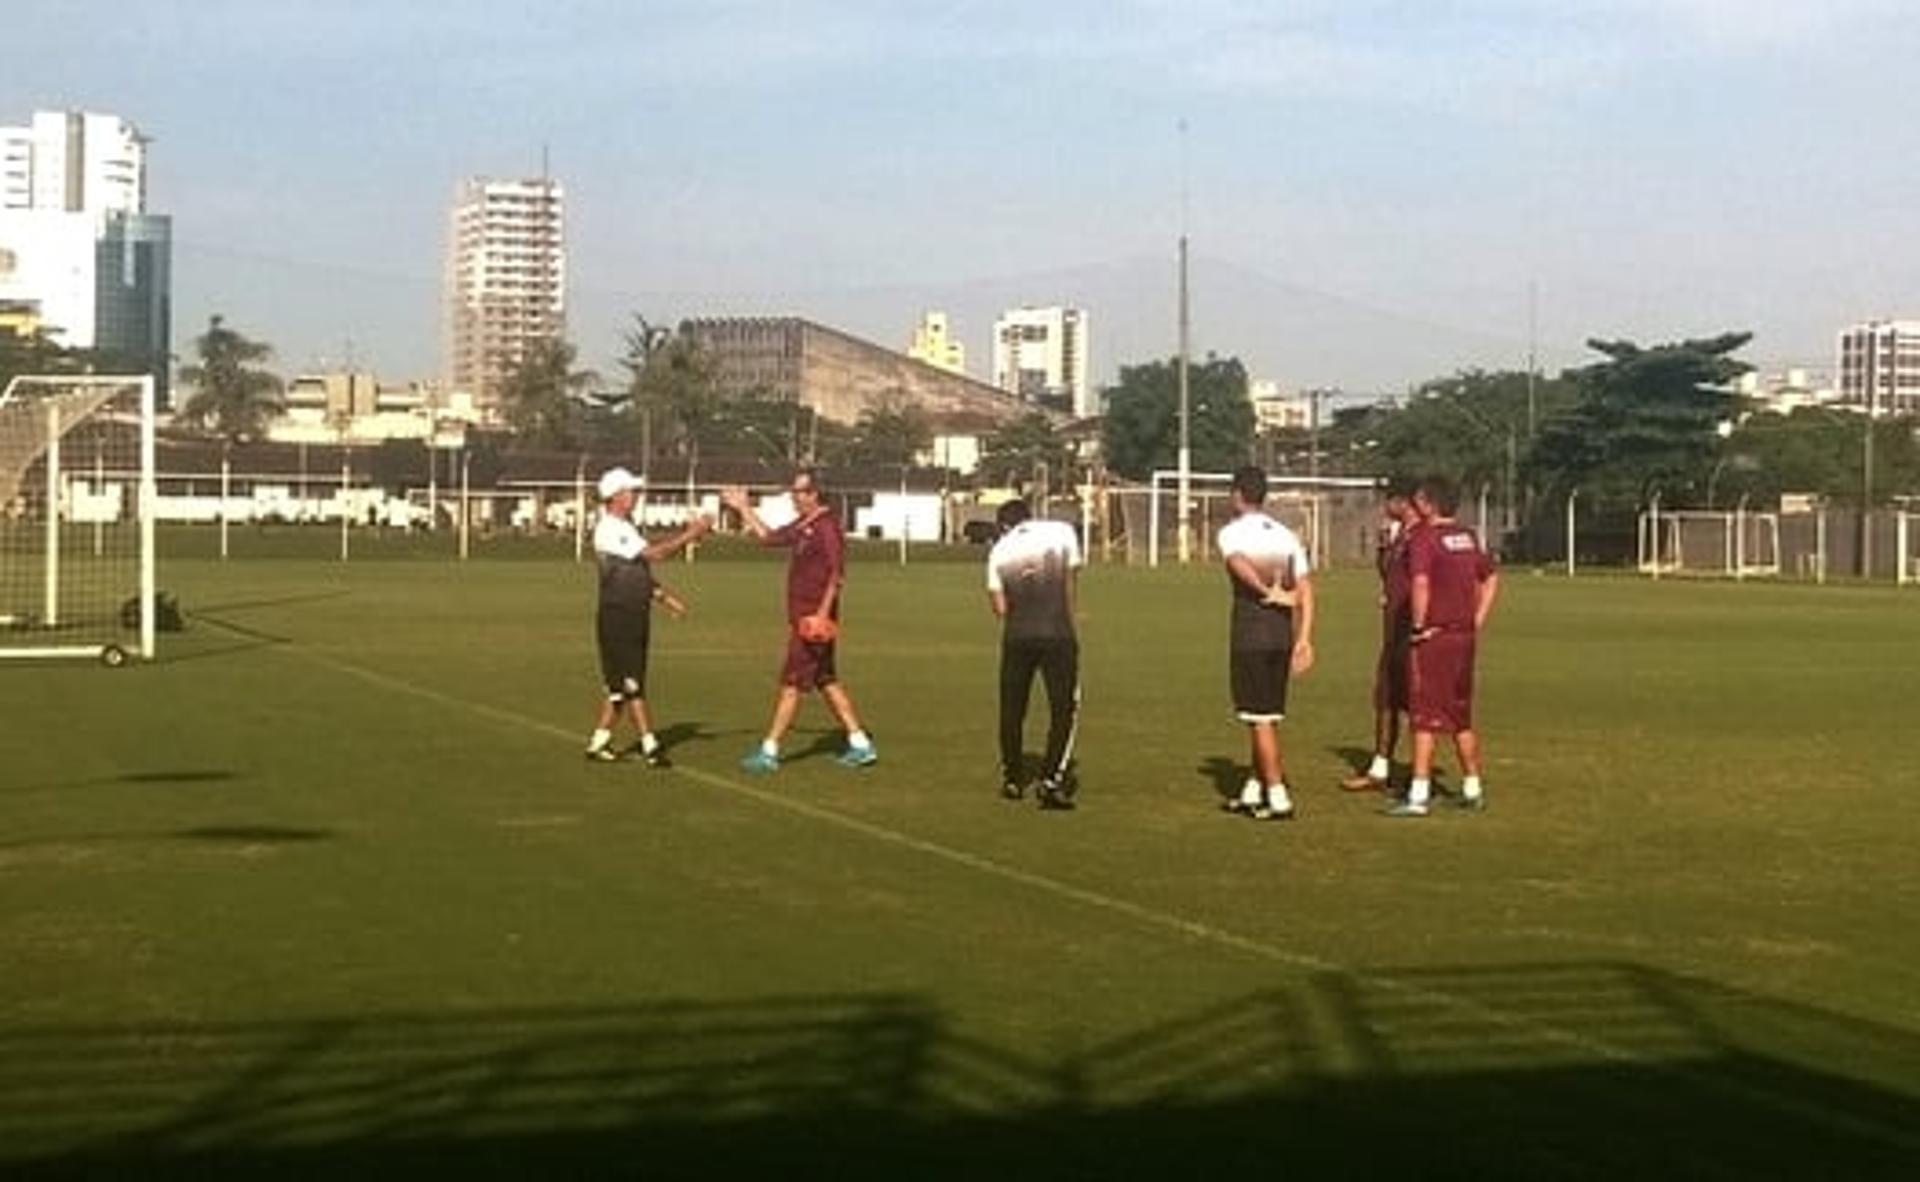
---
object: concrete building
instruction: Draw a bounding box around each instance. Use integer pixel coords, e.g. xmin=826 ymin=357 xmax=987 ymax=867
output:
xmin=992 ymin=305 xmax=1091 ymax=417
xmin=0 ymin=108 xmax=170 ymax=400
xmin=1836 ymin=320 xmax=1920 ymax=416
xmin=1736 ymin=368 xmax=1837 ymax=416
xmin=445 ymin=176 xmax=565 ymax=417
xmin=679 ymin=316 xmax=1028 ymax=432
xmin=271 ymin=371 xmax=454 ymax=445
xmin=906 ymin=311 xmax=966 ymax=375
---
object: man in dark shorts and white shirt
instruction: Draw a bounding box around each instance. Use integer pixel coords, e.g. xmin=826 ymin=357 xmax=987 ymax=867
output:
xmin=1388 ymin=474 xmax=1500 ymax=817
xmin=722 ymin=469 xmax=878 ymax=773
xmin=585 ymin=467 xmax=710 ymax=765
xmin=986 ymin=498 xmax=1082 ymax=809
xmin=1217 ymin=466 xmax=1316 ymax=821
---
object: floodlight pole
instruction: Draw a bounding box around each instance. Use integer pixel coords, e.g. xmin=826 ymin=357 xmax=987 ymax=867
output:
xmin=139 ymin=376 xmax=156 ymax=659
xmin=219 ymin=445 xmax=231 ymax=561
xmin=459 ymin=449 xmax=471 ymax=561
xmin=339 ymin=448 xmax=350 ymax=562
xmin=1177 ymin=232 xmax=1192 ymax=565
xmin=1565 ymin=489 xmax=1577 ymax=578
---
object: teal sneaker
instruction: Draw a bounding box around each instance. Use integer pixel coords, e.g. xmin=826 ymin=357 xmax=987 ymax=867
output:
xmin=740 ymin=748 xmax=780 ymax=774
xmin=1383 ymin=800 xmax=1430 ymax=818
xmin=836 ymin=744 xmax=878 ymax=768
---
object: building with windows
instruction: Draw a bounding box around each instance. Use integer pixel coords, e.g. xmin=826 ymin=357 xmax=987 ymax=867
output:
xmin=445 ymin=176 xmax=565 ymax=416
xmin=1836 ymin=320 xmax=1920 ymax=416
xmin=1249 ymin=378 xmax=1314 ymax=431
xmin=906 ymin=311 xmax=966 ymax=375
xmin=0 ymin=108 xmax=171 ymax=400
xmin=680 ymin=316 xmax=1027 ymax=432
xmin=992 ymin=305 xmax=1091 ymax=417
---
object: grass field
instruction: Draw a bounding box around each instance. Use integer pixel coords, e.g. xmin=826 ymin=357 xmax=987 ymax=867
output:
xmin=4 ymin=540 xmax=1919 ymax=1179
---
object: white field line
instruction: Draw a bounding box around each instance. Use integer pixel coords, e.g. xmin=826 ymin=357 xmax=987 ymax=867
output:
xmin=281 ymin=640 xmax=1917 ymax=1150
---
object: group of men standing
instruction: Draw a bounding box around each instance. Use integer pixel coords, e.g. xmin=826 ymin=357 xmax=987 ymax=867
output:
xmin=580 ymin=461 xmax=1498 ymax=821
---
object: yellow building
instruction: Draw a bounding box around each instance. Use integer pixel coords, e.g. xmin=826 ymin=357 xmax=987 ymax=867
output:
xmin=0 ymin=299 xmax=44 ymax=340
xmin=907 ymin=311 xmax=966 ymax=376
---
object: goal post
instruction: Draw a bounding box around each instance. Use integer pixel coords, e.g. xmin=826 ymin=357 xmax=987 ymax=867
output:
xmin=0 ymin=374 xmax=156 ymax=664
xmin=1144 ymin=469 xmax=1330 ymax=568
xmin=1636 ymin=508 xmax=1780 ymax=579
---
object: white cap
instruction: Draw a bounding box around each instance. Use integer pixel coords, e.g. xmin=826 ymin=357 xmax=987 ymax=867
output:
xmin=597 ymin=467 xmax=646 ymax=501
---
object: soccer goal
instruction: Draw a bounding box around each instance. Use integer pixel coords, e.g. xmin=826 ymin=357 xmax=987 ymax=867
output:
xmin=1144 ymin=469 xmax=1326 ymax=568
xmin=1637 ymin=508 xmax=1781 ymax=579
xmin=1898 ymin=511 xmax=1920 ymax=587
xmin=0 ymin=375 xmax=156 ymax=664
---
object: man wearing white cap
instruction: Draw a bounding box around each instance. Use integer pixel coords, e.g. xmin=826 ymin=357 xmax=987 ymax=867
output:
xmin=585 ymin=467 xmax=710 ymax=765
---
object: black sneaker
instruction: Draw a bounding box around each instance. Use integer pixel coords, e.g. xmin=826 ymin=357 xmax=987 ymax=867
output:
xmin=631 ymin=743 xmax=672 ymax=769
xmin=1037 ymin=775 xmax=1078 ymax=811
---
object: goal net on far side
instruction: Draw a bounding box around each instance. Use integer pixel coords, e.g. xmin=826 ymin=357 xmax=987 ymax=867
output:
xmin=0 ymin=375 xmax=156 ymax=664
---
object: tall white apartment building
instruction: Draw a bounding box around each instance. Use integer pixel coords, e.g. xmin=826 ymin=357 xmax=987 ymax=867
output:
xmin=0 ymin=108 xmax=170 ymax=398
xmin=992 ymin=305 xmax=1091 ymax=417
xmin=446 ymin=176 xmax=566 ymax=413
xmin=1836 ymin=320 xmax=1920 ymax=416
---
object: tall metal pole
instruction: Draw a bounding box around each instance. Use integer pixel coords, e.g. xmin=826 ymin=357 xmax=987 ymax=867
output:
xmin=1176 ymin=118 xmax=1192 ymax=565
xmin=1862 ymin=361 xmax=1876 ymax=579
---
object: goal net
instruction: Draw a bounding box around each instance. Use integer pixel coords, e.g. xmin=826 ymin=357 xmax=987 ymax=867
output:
xmin=1637 ymin=509 xmax=1780 ymax=579
xmin=0 ymin=375 xmax=156 ymax=663
xmin=1141 ymin=470 xmax=1325 ymax=567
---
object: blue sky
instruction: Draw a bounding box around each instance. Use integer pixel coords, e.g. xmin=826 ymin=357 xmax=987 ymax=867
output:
xmin=10 ymin=0 xmax=1919 ymax=391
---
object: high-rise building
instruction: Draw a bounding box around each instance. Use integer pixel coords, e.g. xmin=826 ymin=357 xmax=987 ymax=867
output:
xmin=906 ymin=311 xmax=966 ymax=375
xmin=0 ymin=109 xmax=170 ymax=400
xmin=992 ymin=305 xmax=1091 ymax=417
xmin=1836 ymin=320 xmax=1920 ymax=416
xmin=445 ymin=177 xmax=565 ymax=416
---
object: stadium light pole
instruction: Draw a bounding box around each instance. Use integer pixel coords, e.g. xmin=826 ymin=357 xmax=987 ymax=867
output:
xmin=1175 ymin=117 xmax=1193 ymax=565
xmin=1862 ymin=376 xmax=1876 ymax=578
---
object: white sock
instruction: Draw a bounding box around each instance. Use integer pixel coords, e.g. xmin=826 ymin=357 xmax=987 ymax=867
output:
xmin=1462 ymin=775 xmax=1483 ymax=800
xmin=760 ymin=738 xmax=779 ymax=758
xmin=587 ymin=728 xmax=613 ymax=752
xmin=1266 ymin=783 xmax=1293 ymax=811
xmin=848 ymin=729 xmax=873 ymax=750
xmin=1408 ymin=777 xmax=1432 ymax=807
xmin=1240 ymin=778 xmax=1263 ymax=806
xmin=640 ymin=732 xmax=660 ymax=755
xmin=1366 ymin=754 xmax=1390 ymax=780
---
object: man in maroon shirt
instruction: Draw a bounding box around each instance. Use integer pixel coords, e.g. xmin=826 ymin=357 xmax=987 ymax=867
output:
xmin=1343 ymin=483 xmax=1418 ymax=793
xmin=1387 ymin=475 xmax=1499 ymax=818
xmin=722 ymin=470 xmax=878 ymax=773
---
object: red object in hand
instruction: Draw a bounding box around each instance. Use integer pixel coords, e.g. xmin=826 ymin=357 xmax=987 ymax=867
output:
xmin=795 ymin=615 xmax=839 ymax=644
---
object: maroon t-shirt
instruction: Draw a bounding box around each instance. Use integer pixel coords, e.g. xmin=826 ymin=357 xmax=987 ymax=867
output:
xmin=1406 ymin=520 xmax=1494 ymax=632
xmin=770 ymin=509 xmax=844 ymax=623
xmin=1381 ymin=527 xmax=1413 ymax=623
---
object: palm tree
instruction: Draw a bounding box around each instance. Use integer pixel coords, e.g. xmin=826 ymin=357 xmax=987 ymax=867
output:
xmin=177 ymin=315 xmax=283 ymax=442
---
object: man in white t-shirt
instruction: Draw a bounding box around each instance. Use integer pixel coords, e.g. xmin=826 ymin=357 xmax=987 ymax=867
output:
xmin=1216 ymin=465 xmax=1316 ymax=820
xmin=585 ymin=467 xmax=710 ymax=765
xmin=986 ymin=499 xmax=1083 ymax=809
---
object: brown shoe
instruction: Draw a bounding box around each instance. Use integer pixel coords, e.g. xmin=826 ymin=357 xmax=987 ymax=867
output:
xmin=1340 ymin=773 xmax=1386 ymax=792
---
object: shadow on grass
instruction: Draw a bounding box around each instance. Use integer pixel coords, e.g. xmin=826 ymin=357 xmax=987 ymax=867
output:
xmin=5 ymin=962 xmax=1914 ymax=1180
xmin=1196 ymin=757 xmax=1243 ymax=803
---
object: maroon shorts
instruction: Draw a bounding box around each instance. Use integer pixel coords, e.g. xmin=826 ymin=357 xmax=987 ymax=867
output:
xmin=1374 ymin=619 xmax=1411 ymax=713
xmin=780 ymin=632 xmax=838 ymax=690
xmin=1409 ymin=630 xmax=1476 ymax=733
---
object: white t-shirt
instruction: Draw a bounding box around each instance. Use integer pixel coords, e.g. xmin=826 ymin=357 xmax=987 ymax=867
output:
xmin=1218 ymin=511 xmax=1311 ymax=650
xmin=987 ymin=519 xmax=1083 ymax=640
xmin=593 ymin=512 xmax=652 ymax=610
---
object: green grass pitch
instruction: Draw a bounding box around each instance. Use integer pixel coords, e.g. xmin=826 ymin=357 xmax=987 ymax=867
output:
xmin=3 ymin=540 xmax=1918 ymax=1179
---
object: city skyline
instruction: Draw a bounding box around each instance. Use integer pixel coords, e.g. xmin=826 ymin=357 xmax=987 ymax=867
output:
xmin=7 ymin=1 xmax=1918 ymax=393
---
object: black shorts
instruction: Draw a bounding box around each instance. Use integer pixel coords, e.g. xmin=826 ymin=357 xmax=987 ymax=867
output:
xmin=597 ymin=608 xmax=651 ymax=699
xmin=1231 ymin=647 xmax=1291 ymax=723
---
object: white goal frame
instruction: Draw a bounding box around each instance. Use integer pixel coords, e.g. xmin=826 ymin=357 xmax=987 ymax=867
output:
xmin=0 ymin=374 xmax=156 ymax=664
xmin=1146 ymin=469 xmax=1342 ymax=568
xmin=1637 ymin=507 xmax=1781 ymax=580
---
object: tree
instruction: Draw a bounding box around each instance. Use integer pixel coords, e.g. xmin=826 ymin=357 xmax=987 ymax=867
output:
xmin=1721 ymin=407 xmax=1920 ymax=507
xmin=843 ymin=392 xmax=931 ymax=469
xmin=1532 ymin=333 xmax=1752 ymax=509
xmin=1099 ymin=354 xmax=1254 ymax=481
xmin=498 ymin=336 xmax=596 ymax=450
xmin=978 ymin=411 xmax=1076 ymax=486
xmin=177 ymin=315 xmax=284 ymax=443
xmin=0 ymin=327 xmax=86 ymax=395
